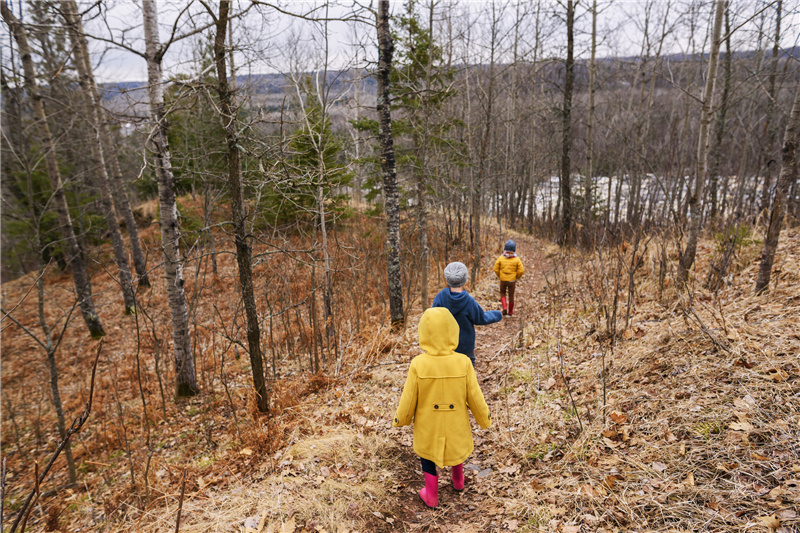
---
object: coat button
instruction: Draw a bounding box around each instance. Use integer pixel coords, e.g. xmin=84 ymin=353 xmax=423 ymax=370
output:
xmin=449 ymin=405 xmax=454 ymax=409
xmin=434 ymin=405 xmax=439 ymax=409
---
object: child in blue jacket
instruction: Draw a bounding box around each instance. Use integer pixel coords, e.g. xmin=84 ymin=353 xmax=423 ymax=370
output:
xmin=431 ymin=262 xmax=503 ymax=365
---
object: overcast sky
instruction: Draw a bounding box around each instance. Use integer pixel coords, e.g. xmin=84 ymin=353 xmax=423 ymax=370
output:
xmin=2 ymin=1 xmax=799 ymax=83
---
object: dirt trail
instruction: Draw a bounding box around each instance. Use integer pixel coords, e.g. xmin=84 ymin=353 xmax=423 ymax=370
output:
xmin=379 ymin=232 xmax=550 ymax=532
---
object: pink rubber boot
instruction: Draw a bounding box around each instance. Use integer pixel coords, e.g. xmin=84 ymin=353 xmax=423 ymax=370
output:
xmin=501 ymin=296 xmax=508 ymax=315
xmin=451 ymin=463 xmax=465 ymax=491
xmin=508 ymin=302 xmax=515 ymax=316
xmin=419 ymin=472 xmax=439 ymax=508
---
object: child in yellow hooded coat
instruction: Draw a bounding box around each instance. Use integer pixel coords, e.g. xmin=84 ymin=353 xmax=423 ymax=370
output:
xmin=493 ymin=239 xmax=525 ymax=316
xmin=393 ymin=307 xmax=492 ymax=508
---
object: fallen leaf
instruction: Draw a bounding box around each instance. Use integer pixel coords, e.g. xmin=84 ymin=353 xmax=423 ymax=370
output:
xmin=561 ymin=526 xmax=580 ymax=533
xmin=685 ymin=472 xmax=695 ymax=486
xmin=768 ymin=487 xmax=784 ymax=499
xmin=730 ymin=421 xmax=754 ymax=432
xmin=505 ymin=519 xmax=519 ymax=531
xmin=280 ymin=517 xmax=295 ymax=533
xmin=679 ymin=443 xmax=686 ymax=456
xmin=544 ymin=377 xmax=557 ymax=390
xmin=602 ymin=429 xmax=618 ymax=439
xmin=239 ymin=448 xmax=254 ymax=456
xmin=602 ymin=437 xmax=618 ymax=449
xmin=777 ymin=509 xmax=797 ymax=520
xmin=623 ymin=328 xmax=634 ymax=340
xmin=530 ymin=479 xmax=544 ymax=491
xmin=757 ymin=514 xmax=780 ymax=531
xmin=751 ymin=452 xmax=771 ymax=461
xmin=603 ymin=475 xmax=624 ymax=489
xmin=652 ymin=461 xmax=668 ymax=473
xmin=609 ymin=411 xmax=628 ymax=424
xmin=766 ymin=368 xmax=789 ymax=382
xmin=792 ymin=465 xmax=800 ymax=473
xmin=579 ymin=484 xmax=598 ymax=497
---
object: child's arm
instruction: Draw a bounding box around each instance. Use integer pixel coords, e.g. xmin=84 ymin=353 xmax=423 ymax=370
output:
xmin=466 ymin=363 xmax=491 ymax=428
xmin=493 ymin=257 xmax=501 ymax=277
xmin=393 ymin=361 xmax=419 ymax=427
xmin=516 ymin=258 xmax=525 ymax=280
xmin=468 ymin=298 xmax=503 ymax=325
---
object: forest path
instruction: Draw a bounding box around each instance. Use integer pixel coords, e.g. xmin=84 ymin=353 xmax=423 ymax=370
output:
xmin=381 ymin=229 xmax=554 ymax=532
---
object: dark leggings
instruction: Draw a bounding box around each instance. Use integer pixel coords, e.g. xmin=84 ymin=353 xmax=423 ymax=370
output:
xmin=420 ymin=458 xmax=437 ymax=475
xmin=500 ymin=280 xmax=516 ymax=305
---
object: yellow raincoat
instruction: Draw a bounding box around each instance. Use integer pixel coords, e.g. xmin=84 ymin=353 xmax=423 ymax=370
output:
xmin=393 ymin=308 xmax=492 ymax=467
xmin=493 ymin=254 xmax=525 ymax=282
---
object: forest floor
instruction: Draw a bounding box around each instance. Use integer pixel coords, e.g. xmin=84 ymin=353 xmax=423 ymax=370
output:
xmin=2 ymin=221 xmax=800 ymax=532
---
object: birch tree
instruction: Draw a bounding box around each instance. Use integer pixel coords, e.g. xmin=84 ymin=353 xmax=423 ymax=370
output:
xmin=677 ymin=0 xmax=726 ymax=284
xmin=2 ymin=2 xmax=105 ymax=338
xmin=142 ymin=0 xmax=198 ymax=397
xmin=377 ymin=0 xmax=404 ymax=327
xmin=62 ymin=0 xmax=136 ymax=314
xmin=755 ymin=78 xmax=800 ymax=293
xmin=558 ymin=0 xmax=575 ymax=245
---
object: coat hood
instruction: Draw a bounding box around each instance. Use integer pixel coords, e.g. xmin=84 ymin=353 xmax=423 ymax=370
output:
xmin=418 ymin=307 xmax=459 ymax=356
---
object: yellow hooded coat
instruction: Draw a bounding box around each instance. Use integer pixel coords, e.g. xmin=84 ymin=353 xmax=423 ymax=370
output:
xmin=393 ymin=308 xmax=492 ymax=467
xmin=493 ymin=254 xmax=525 ymax=282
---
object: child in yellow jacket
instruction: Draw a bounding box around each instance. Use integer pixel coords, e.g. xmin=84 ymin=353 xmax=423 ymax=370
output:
xmin=493 ymin=239 xmax=525 ymax=316
xmin=393 ymin=307 xmax=492 ymax=508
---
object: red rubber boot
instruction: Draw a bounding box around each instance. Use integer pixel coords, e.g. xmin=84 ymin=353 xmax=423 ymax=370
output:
xmin=451 ymin=464 xmax=465 ymax=491
xmin=501 ymin=296 xmax=508 ymax=315
xmin=419 ymin=473 xmax=439 ymax=508
xmin=508 ymin=302 xmax=515 ymax=316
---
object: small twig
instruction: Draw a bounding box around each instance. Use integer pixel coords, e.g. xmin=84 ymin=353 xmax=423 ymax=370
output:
xmin=19 ymin=462 xmax=40 ymax=533
xmin=175 ymin=467 xmax=187 ymax=533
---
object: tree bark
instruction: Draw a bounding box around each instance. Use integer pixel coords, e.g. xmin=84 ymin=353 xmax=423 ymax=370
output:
xmin=142 ymin=0 xmax=198 ymax=397
xmin=2 ymin=3 xmax=105 ymax=338
xmin=709 ymin=5 xmax=732 ymax=222
xmin=677 ymin=0 xmax=726 ymax=284
xmin=760 ymin=0 xmax=782 ymax=213
xmin=755 ymin=78 xmax=800 ymax=293
xmin=584 ymin=0 xmax=597 ymax=228
xmin=377 ymin=0 xmax=404 ymax=327
xmin=211 ymin=1 xmax=268 ymax=411
xmin=62 ymin=0 xmax=136 ymax=314
xmin=558 ymin=0 xmax=575 ymax=245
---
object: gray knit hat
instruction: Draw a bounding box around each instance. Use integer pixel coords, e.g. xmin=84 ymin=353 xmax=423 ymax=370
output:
xmin=443 ymin=261 xmax=468 ymax=288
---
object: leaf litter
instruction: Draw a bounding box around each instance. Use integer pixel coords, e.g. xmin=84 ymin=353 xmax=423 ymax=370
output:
xmin=1 ymin=225 xmax=799 ymax=532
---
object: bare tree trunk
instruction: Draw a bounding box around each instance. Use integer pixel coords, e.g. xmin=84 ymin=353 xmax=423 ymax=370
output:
xmin=760 ymin=0 xmax=782 ymax=214
xmin=755 ymin=78 xmax=800 ymax=293
xmin=558 ymin=0 xmax=575 ymax=245
xmin=61 ymin=0 xmax=150 ymax=288
xmin=211 ymin=1 xmax=269 ymax=412
xmin=103 ymin=132 xmax=150 ymax=287
xmin=2 ymin=3 xmax=105 ymax=338
xmin=528 ymin=3 xmax=541 ymax=233
xmin=417 ymin=0 xmax=435 ymax=311
xmin=142 ymin=0 xmax=198 ymax=397
xmin=709 ymin=5 xmax=731 ymax=222
xmin=472 ymin=3 xmax=497 ymax=282
xmin=377 ymin=0 xmax=404 ymax=327
xmin=584 ymin=0 xmax=597 ymax=229
xmin=677 ymin=0 xmax=726 ymax=284
xmin=62 ymin=0 xmax=136 ymax=314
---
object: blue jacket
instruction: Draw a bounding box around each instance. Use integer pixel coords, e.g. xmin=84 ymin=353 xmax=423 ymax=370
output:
xmin=431 ymin=288 xmax=502 ymax=354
